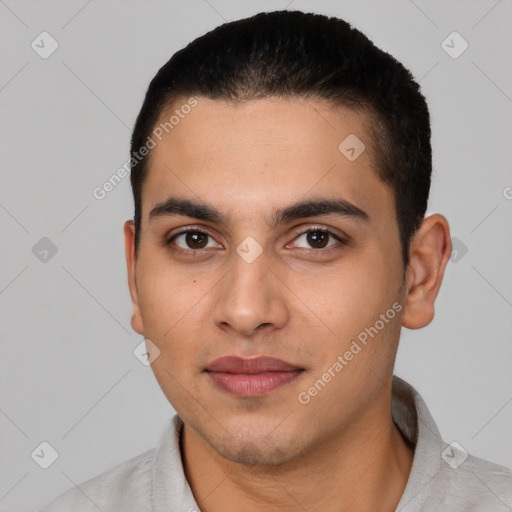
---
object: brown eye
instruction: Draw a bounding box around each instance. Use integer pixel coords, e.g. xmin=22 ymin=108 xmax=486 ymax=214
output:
xmin=185 ymin=232 xmax=208 ymax=249
xmin=293 ymin=228 xmax=344 ymax=250
xmin=167 ymin=230 xmax=219 ymax=251
xmin=306 ymin=231 xmax=330 ymax=249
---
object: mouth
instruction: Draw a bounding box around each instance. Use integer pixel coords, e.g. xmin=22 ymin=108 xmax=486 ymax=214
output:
xmin=205 ymin=356 xmax=305 ymax=397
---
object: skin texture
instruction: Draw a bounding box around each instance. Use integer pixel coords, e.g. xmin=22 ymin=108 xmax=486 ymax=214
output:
xmin=124 ymin=97 xmax=452 ymax=511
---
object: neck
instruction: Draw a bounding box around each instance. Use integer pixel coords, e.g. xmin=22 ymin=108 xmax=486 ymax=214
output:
xmin=181 ymin=385 xmax=414 ymax=512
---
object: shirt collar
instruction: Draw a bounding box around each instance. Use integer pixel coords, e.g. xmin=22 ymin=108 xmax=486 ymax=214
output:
xmin=392 ymin=375 xmax=448 ymax=510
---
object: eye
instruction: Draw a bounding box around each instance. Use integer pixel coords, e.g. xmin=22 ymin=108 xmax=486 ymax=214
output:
xmin=165 ymin=226 xmax=347 ymax=255
xmin=167 ymin=229 xmax=220 ymax=251
xmin=290 ymin=227 xmax=346 ymax=251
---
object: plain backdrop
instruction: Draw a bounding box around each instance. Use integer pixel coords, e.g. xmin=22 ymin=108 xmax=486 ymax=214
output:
xmin=0 ymin=1 xmax=511 ymax=510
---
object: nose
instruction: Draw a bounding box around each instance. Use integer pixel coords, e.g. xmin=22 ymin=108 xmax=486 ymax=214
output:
xmin=211 ymin=250 xmax=289 ymax=338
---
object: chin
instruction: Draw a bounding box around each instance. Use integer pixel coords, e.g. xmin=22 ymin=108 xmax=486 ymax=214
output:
xmin=212 ymin=434 xmax=295 ymax=466
xmin=177 ymin=392 xmax=315 ymax=466
xmin=196 ymin=414 xmax=309 ymax=467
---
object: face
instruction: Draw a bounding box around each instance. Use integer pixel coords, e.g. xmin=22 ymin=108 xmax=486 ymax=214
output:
xmin=125 ymin=97 xmax=408 ymax=466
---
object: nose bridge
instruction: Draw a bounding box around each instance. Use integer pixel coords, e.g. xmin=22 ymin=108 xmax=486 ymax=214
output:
xmin=212 ymin=245 xmax=288 ymax=334
xmin=226 ymin=246 xmax=273 ymax=308
xmin=226 ymin=228 xmax=271 ymax=291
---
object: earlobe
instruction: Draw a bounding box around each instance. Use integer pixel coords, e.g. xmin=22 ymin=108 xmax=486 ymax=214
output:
xmin=123 ymin=220 xmax=144 ymax=335
xmin=401 ymin=214 xmax=452 ymax=329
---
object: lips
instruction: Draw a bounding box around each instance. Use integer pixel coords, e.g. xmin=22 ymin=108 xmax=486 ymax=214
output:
xmin=205 ymin=356 xmax=304 ymax=397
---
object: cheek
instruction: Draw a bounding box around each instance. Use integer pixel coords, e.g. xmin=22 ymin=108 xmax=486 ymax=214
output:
xmin=135 ymin=266 xmax=211 ymax=384
xmin=136 ymin=254 xmax=207 ymax=332
xmin=292 ymin=253 xmax=401 ymax=369
xmin=294 ymin=259 xmax=380 ymax=328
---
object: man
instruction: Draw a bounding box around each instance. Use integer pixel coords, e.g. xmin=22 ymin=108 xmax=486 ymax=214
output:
xmin=41 ymin=9 xmax=512 ymax=512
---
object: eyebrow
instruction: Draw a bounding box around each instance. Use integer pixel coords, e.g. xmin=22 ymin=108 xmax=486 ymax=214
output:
xmin=148 ymin=196 xmax=370 ymax=227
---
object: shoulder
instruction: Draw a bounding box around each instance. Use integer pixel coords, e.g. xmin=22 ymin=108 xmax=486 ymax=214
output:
xmin=39 ymin=447 xmax=156 ymax=512
xmin=392 ymin=376 xmax=512 ymax=510
xmin=441 ymin=452 xmax=512 ymax=510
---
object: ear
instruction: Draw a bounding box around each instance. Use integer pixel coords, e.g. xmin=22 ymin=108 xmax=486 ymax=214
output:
xmin=124 ymin=220 xmax=144 ymax=335
xmin=401 ymin=214 xmax=452 ymax=329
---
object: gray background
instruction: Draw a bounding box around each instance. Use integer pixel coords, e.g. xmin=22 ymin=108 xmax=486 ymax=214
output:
xmin=0 ymin=0 xmax=511 ymax=510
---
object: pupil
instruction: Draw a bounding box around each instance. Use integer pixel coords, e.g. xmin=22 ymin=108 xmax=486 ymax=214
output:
xmin=187 ymin=232 xmax=208 ymax=249
xmin=307 ymin=231 xmax=328 ymax=248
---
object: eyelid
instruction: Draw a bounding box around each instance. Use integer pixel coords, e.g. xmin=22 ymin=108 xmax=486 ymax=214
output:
xmin=166 ymin=225 xmax=215 ymax=239
xmin=290 ymin=224 xmax=348 ymax=242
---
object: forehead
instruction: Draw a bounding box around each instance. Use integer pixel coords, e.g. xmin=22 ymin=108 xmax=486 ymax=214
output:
xmin=154 ymin=96 xmax=372 ymax=152
xmin=141 ymin=96 xmax=393 ymax=223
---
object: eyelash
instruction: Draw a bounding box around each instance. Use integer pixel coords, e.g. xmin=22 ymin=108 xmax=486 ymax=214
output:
xmin=165 ymin=226 xmax=348 ymax=255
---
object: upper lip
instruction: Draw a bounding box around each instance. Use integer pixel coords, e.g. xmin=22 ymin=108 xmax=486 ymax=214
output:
xmin=206 ymin=356 xmax=303 ymax=374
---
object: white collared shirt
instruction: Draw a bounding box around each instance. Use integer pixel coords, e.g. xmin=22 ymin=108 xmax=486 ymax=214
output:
xmin=40 ymin=376 xmax=512 ymax=511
